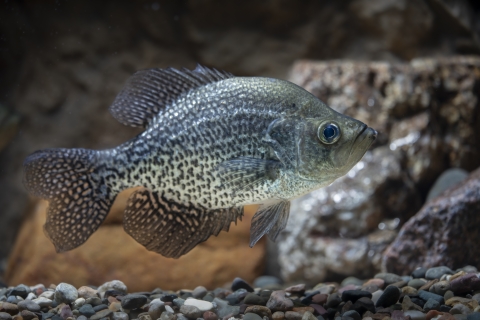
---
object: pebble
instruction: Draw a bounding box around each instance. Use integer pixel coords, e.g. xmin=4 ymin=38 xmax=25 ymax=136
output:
xmin=375 ymin=286 xmax=401 ymax=307
xmin=402 ymin=295 xmax=423 ymax=311
xmin=60 ymin=304 xmax=73 ymax=319
xmin=192 ymin=286 xmax=208 ymax=299
xmin=374 ymin=273 xmax=403 ymax=285
xmin=121 ymin=294 xmax=147 ymax=310
xmin=19 ymin=310 xmax=36 ymax=320
xmin=203 ymin=311 xmax=218 ymax=320
xmin=10 ymin=286 xmax=30 ymax=299
xmin=39 ymin=291 xmax=55 ymax=300
xmin=424 ymin=298 xmax=441 ymax=312
xmin=404 ymin=310 xmax=427 ymax=320
xmin=112 ymin=312 xmax=129 ymax=320
xmin=342 ymin=310 xmax=361 ymax=320
xmin=244 ymin=313 xmax=263 ymax=320
xmin=285 ymin=311 xmax=302 ymax=320
xmin=79 ymin=304 xmax=96 ymax=317
xmin=244 ymin=293 xmax=267 ymax=305
xmin=0 ymin=303 xmax=18 ymax=315
xmin=467 ymin=313 xmax=480 ymax=320
xmin=272 ymin=311 xmax=285 ymax=320
xmin=184 ymin=298 xmax=213 ymax=312
xmin=254 ymin=276 xmax=283 ymax=289
xmin=451 ymin=304 xmax=473 ymax=315
xmin=245 ymin=305 xmax=272 ymax=319
xmin=0 ymin=313 xmax=11 ymax=320
xmin=426 ymin=267 xmax=455 ymax=280
xmin=213 ymin=298 xmax=240 ymax=318
xmin=351 ymin=297 xmax=375 ymax=314
xmin=451 ymin=274 xmax=480 ymax=295
xmin=90 ymin=309 xmax=113 ymax=320
xmin=93 ymin=304 xmax=108 ymax=312
xmin=231 ymin=278 xmax=254 ymax=293
xmin=97 ymin=281 xmax=127 ymax=295
xmin=267 ymin=291 xmax=294 ymax=312
xmin=54 ymin=283 xmax=78 ymax=304
xmin=180 ymin=305 xmax=203 ymax=319
xmin=73 ymin=297 xmax=86 ymax=308
xmin=301 ymin=311 xmax=316 ymax=320
xmin=341 ymin=290 xmax=372 ymax=303
xmin=419 ymin=290 xmax=445 ymax=305
xmin=17 ymin=300 xmax=40 ymax=313
xmin=77 ymin=286 xmax=99 ymax=299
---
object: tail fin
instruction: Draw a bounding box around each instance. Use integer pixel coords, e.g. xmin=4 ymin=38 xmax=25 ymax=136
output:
xmin=23 ymin=148 xmax=116 ymax=252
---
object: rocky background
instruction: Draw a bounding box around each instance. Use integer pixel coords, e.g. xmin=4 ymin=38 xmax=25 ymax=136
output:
xmin=1 ymin=0 xmax=480 ymax=289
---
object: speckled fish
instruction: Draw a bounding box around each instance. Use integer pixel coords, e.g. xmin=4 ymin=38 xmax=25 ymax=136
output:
xmin=23 ymin=65 xmax=377 ymax=258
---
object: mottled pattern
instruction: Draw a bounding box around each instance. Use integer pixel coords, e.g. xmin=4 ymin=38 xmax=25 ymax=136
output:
xmin=23 ymin=66 xmax=376 ymax=257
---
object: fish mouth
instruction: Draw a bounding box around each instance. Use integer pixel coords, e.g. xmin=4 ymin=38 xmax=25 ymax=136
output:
xmin=348 ymin=124 xmax=377 ymax=162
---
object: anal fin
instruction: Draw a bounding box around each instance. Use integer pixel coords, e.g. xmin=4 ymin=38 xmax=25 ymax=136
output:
xmin=123 ymin=188 xmax=243 ymax=258
xmin=249 ymin=200 xmax=290 ymax=247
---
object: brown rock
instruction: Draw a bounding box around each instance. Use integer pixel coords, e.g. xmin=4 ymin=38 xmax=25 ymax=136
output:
xmin=0 ymin=303 xmax=18 ymax=316
xmin=425 ymin=310 xmax=443 ymax=320
xmin=5 ymin=200 xmax=264 ymax=291
xmin=272 ymin=311 xmax=285 ymax=320
xmin=284 ymin=311 xmax=302 ymax=320
xmin=363 ymin=279 xmax=385 ymax=290
xmin=445 ymin=297 xmax=478 ymax=309
xmin=383 ymin=167 xmax=480 ymax=274
xmin=245 ymin=306 xmax=272 ymax=319
xmin=19 ymin=311 xmax=37 ymax=320
xmin=450 ymin=273 xmax=480 ymax=295
xmin=77 ymin=286 xmax=99 ymax=299
xmin=310 ymin=294 xmax=327 ymax=306
xmin=203 ymin=311 xmax=218 ymax=320
xmin=291 ymin=307 xmax=314 ymax=315
xmin=267 ymin=291 xmax=294 ymax=312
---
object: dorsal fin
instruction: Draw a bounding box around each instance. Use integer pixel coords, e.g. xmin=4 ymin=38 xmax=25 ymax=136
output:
xmin=109 ymin=65 xmax=235 ymax=128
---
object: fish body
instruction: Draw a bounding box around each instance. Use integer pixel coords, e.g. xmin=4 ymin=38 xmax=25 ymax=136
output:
xmin=24 ymin=66 xmax=376 ymax=258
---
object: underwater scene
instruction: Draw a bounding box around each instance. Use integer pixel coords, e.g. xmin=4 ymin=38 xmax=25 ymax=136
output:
xmin=1 ymin=1 xmax=480 ymax=320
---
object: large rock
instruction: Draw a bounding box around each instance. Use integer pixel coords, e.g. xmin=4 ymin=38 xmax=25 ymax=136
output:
xmin=5 ymin=190 xmax=265 ymax=291
xmin=278 ymin=56 xmax=480 ymax=283
xmin=382 ymin=167 xmax=480 ymax=275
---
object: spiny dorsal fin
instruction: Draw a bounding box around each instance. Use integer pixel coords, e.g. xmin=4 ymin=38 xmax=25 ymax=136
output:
xmin=109 ymin=65 xmax=235 ymax=128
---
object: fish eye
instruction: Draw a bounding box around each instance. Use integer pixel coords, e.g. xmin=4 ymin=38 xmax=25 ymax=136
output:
xmin=318 ymin=122 xmax=341 ymax=144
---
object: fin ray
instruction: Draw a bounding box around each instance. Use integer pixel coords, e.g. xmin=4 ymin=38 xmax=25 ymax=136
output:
xmin=109 ymin=65 xmax=234 ymax=128
xmin=123 ymin=188 xmax=243 ymax=258
xmin=249 ymin=200 xmax=290 ymax=247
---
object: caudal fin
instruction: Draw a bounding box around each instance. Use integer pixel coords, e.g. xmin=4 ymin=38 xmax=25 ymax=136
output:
xmin=23 ymin=148 xmax=116 ymax=252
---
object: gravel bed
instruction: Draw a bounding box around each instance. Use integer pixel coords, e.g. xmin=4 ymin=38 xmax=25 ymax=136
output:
xmin=2 ymin=265 xmax=480 ymax=320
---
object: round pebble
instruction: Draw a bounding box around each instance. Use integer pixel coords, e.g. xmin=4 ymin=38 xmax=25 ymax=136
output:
xmin=184 ymin=298 xmax=213 ymax=312
xmin=17 ymin=300 xmax=40 ymax=313
xmin=121 ymin=294 xmax=148 ymax=310
xmin=192 ymin=286 xmax=208 ymax=299
xmin=79 ymin=304 xmax=96 ymax=317
xmin=54 ymin=283 xmax=78 ymax=304
xmin=244 ymin=313 xmax=263 ymax=320
xmin=426 ymin=267 xmax=454 ymax=280
xmin=375 ymin=286 xmax=400 ymax=308
xmin=231 ymin=278 xmax=254 ymax=293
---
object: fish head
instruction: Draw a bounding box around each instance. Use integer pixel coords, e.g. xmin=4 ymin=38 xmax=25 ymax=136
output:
xmin=267 ymin=98 xmax=377 ymax=185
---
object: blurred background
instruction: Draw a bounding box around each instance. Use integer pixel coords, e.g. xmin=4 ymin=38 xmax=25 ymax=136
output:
xmin=0 ymin=0 xmax=480 ymax=291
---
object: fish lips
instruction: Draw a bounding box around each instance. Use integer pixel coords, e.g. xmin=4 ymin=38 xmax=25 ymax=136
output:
xmin=348 ymin=125 xmax=377 ymax=163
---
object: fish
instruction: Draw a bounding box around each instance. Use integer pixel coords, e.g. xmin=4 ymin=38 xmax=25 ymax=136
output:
xmin=23 ymin=65 xmax=377 ymax=258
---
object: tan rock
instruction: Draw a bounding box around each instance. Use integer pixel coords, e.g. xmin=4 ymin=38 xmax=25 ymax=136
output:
xmin=6 ymin=190 xmax=265 ymax=291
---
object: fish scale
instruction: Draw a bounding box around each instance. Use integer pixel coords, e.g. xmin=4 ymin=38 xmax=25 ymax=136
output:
xmin=23 ymin=65 xmax=376 ymax=258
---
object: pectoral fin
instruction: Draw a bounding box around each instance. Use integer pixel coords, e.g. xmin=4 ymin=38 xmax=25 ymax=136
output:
xmin=216 ymin=157 xmax=281 ymax=196
xmin=249 ymin=200 xmax=290 ymax=247
xmin=123 ymin=188 xmax=243 ymax=258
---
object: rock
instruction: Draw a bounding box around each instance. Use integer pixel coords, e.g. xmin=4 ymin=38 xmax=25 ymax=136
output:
xmin=17 ymin=300 xmax=40 ymax=313
xmin=375 ymin=286 xmax=401 ymax=308
xmin=374 ymin=273 xmax=404 ymax=286
xmin=213 ymin=298 xmax=239 ymax=318
xmin=384 ymin=168 xmax=480 ymax=274
xmin=183 ymin=298 xmax=213 ymax=312
xmin=342 ymin=310 xmax=361 ymax=320
xmin=109 ymin=302 xmax=121 ymax=312
xmin=0 ymin=303 xmax=18 ymax=315
xmin=285 ymin=284 xmax=305 ymax=294
xmin=244 ymin=293 xmax=267 ymax=306
xmin=77 ymin=287 xmax=99 ymax=299
xmin=90 ymin=309 xmax=113 ymax=320
xmin=267 ymin=291 xmax=294 ymax=312
xmin=424 ymin=298 xmax=441 ymax=312
xmin=245 ymin=306 xmax=272 ymax=319
xmin=6 ymin=201 xmax=264 ymax=292
xmin=73 ymin=298 xmax=86 ymax=309
xmin=341 ymin=290 xmax=372 ymax=303
xmin=451 ymin=304 xmax=473 ymax=315
xmin=326 ymin=293 xmax=342 ymax=308
xmin=59 ymin=305 xmax=73 ymax=319
xmin=403 ymin=310 xmax=426 ymax=320
xmin=408 ymin=279 xmax=427 ymax=289
xmin=445 ymin=297 xmax=478 ymax=310
xmin=191 ymin=287 xmax=208 ymax=299
xmin=467 ymin=313 xmax=480 ymax=320
xmin=426 ymin=267 xmax=455 ymax=280
xmin=112 ymin=312 xmax=129 ymax=320
xmin=301 ymin=311 xmax=316 ymax=320
xmin=272 ymin=311 xmax=285 ymax=320
xmin=0 ymin=314 xmax=11 ymax=320
xmin=450 ymin=274 xmax=480 ymax=295
xmin=244 ymin=313 xmax=263 ymax=320
xmin=19 ymin=310 xmax=37 ymax=320
xmin=402 ymin=295 xmax=423 ymax=311
xmin=412 ymin=268 xmax=428 ymax=279
xmin=419 ymin=291 xmax=445 ymax=305
xmin=285 ymin=311 xmax=302 ymax=320
xmin=93 ymin=304 xmax=108 ymax=312
xmin=180 ymin=305 xmax=203 ymax=319
xmin=232 ymin=278 xmax=254 ymax=293
xmin=149 ymin=301 xmax=166 ymax=320
xmin=32 ymin=297 xmax=52 ymax=308
xmin=54 ymin=283 xmax=78 ymax=304
xmin=121 ymin=294 xmax=147 ymax=310
xmin=430 ymin=281 xmax=451 ymax=296
xmin=203 ymin=311 xmax=217 ymax=320
xmin=352 ymin=297 xmax=375 ymax=314
xmin=10 ymin=285 xmax=30 ymax=299
xmin=79 ymin=304 xmax=96 ymax=317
